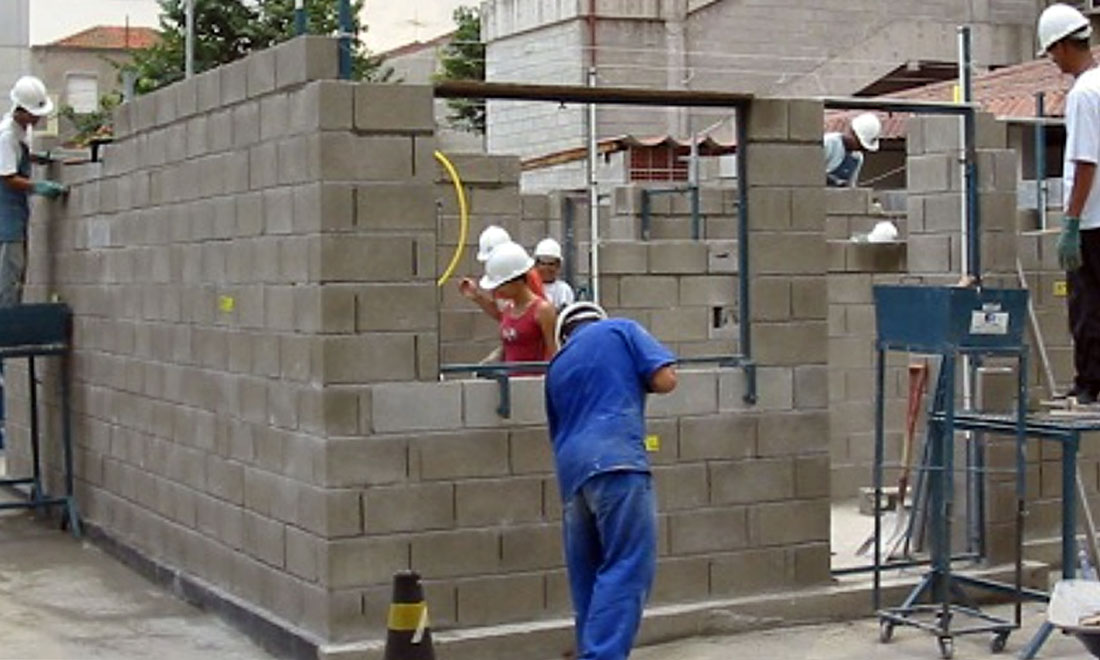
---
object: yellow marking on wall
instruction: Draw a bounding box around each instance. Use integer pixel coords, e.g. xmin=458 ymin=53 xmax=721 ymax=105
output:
xmin=645 ymin=435 xmax=660 ymax=452
xmin=218 ymin=295 xmax=236 ymax=313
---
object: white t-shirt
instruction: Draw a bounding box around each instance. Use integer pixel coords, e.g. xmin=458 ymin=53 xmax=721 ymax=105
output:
xmin=823 ymin=132 xmax=846 ymax=173
xmin=543 ymin=280 xmax=575 ymax=310
xmin=1063 ymin=67 xmax=1100 ymax=229
xmin=0 ymin=114 xmax=27 ymax=177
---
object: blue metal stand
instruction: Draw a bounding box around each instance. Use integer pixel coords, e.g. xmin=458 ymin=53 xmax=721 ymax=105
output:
xmin=0 ymin=303 xmax=79 ymax=537
xmin=872 ymin=285 xmax=1029 ymax=659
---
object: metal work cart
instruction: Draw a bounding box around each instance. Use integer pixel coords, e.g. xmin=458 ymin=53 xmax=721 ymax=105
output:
xmin=872 ymin=285 xmax=1029 ymax=659
xmin=0 ymin=303 xmax=79 ymax=537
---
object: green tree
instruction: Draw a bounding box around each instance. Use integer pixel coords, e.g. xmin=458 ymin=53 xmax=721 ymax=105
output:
xmin=436 ymin=6 xmax=485 ymax=134
xmin=127 ymin=0 xmax=390 ymax=94
xmin=59 ymin=92 xmax=124 ymax=146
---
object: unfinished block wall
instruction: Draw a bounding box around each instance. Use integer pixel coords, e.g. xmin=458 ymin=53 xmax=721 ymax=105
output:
xmin=8 ymin=58 xmax=834 ymax=656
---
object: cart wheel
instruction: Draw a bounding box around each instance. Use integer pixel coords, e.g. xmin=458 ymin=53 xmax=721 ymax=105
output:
xmin=990 ymin=632 xmax=1008 ymax=654
xmin=879 ymin=621 xmax=894 ymax=643
xmin=938 ymin=637 xmax=954 ymax=660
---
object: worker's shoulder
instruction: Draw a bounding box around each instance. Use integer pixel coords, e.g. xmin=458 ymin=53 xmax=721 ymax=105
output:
xmin=1071 ymin=68 xmax=1100 ymax=96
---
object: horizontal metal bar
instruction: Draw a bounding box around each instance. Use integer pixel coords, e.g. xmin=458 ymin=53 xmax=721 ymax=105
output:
xmin=821 ymin=96 xmax=979 ymax=115
xmin=441 ymin=355 xmax=743 ymax=375
xmin=0 ymin=477 xmax=34 ymax=486
xmin=0 ymin=498 xmax=67 ymax=510
xmin=434 ymin=80 xmax=753 ymax=108
xmin=955 ymin=574 xmax=1048 ymax=601
xmin=832 ymin=553 xmax=979 ymax=576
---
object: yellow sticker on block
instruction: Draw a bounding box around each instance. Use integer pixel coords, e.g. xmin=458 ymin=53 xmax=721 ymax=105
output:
xmin=644 ymin=435 xmax=660 ymax=452
xmin=218 ymin=295 xmax=236 ymax=313
xmin=1054 ymin=280 xmax=1068 ymax=297
xmin=952 ymin=84 xmax=961 ymax=104
xmin=387 ymin=602 xmax=428 ymax=631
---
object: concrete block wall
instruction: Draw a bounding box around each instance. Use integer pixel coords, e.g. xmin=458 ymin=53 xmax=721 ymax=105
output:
xmin=11 ymin=79 xmax=832 ymax=652
xmin=824 ymin=186 xmax=910 ymax=499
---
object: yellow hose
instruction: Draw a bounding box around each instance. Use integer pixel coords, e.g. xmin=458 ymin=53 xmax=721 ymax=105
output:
xmin=434 ymin=150 xmax=469 ymax=287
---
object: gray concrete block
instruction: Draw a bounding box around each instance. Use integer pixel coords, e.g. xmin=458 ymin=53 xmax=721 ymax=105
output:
xmin=756 ymin=410 xmax=829 ymax=456
xmin=357 ymin=283 xmax=438 ymax=332
xmin=791 ymin=277 xmax=827 ymax=320
xmin=197 ymin=68 xmax=222 ymax=112
xmin=921 ymin=192 xmax=964 ymax=233
xmin=262 ymin=186 xmax=295 ymax=234
xmin=274 ymin=36 xmax=339 ymax=88
xmin=791 ymin=187 xmax=826 ymax=230
xmin=155 ymin=86 xmax=178 ymax=127
xmin=749 ymin=232 xmax=827 ymax=275
xmin=753 ymin=321 xmax=827 ymax=365
xmin=413 ymin=429 xmax=510 ymax=480
xmin=646 ymin=370 xmax=718 ymax=417
xmin=326 ymin=536 xmax=409 ymax=588
xmin=242 ymin=511 xmax=286 ymax=568
xmin=113 ymin=101 xmax=133 ymax=139
xmin=321 ymin=435 xmax=406 ymax=487
xmin=356 ymin=183 xmax=436 ymax=230
xmin=976 ymin=112 xmax=1008 ymax=149
xmin=907 ymin=153 xmax=958 ymax=194
xmin=678 ymin=275 xmax=737 ymax=306
xmin=707 ymin=240 xmax=738 ymax=274
xmin=260 ymin=92 xmax=289 ymax=141
xmin=372 ymin=381 xmax=461 ymax=432
xmin=354 ymin=84 xmax=434 ymax=134
xmin=647 ymin=241 xmax=708 ymax=274
xmin=456 ymin=476 xmax=543 ymax=527
xmin=222 ymin=58 xmax=249 ymax=105
xmin=233 ymin=101 xmax=261 ymax=149
xmin=501 ymin=524 xmax=563 ymax=571
xmin=206 ymin=108 xmax=233 ymax=152
xmin=747 ymin=98 xmax=788 ymax=140
xmin=787 ymin=98 xmax=824 ymax=142
xmin=289 ymin=81 xmax=354 ymax=134
xmin=364 ymin=482 xmax=454 ymax=532
xmin=321 ymin=334 xmax=416 ymax=383
xmin=247 ymin=47 xmax=277 ymax=98
xmin=132 ymin=93 xmax=156 ymax=133
xmin=710 ymin=458 xmax=794 ymax=504
xmin=410 ymin=529 xmax=500 ymax=579
xmin=907 ymin=233 xmax=953 ymax=273
xmin=293 ymin=182 xmax=354 ymax=232
xmin=668 ymin=507 xmax=748 ymax=554
xmin=455 ymin=573 xmax=546 ymax=626
xmin=824 ymin=187 xmax=870 ymax=215
xmin=248 ymin=142 xmax=279 ymax=190
xmin=318 ymin=234 xmax=416 ymax=282
xmin=464 ymin=377 xmax=547 ymax=427
xmin=749 ymin=500 xmax=830 ymax=546
xmin=747 ymin=187 xmax=790 ymax=230
xmin=678 ymin=414 xmax=756 ymax=460
xmin=318 ymin=133 xmax=415 ymax=182
xmin=745 ymin=143 xmax=821 ymax=187
xmin=618 ymin=275 xmax=677 ymax=307
xmin=175 ymin=78 xmax=198 ymax=118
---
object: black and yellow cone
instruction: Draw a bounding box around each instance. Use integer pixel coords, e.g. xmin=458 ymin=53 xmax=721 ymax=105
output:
xmin=384 ymin=571 xmax=435 ymax=660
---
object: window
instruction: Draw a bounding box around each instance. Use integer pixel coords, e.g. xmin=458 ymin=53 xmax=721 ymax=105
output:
xmin=629 ymin=146 xmax=688 ymax=182
xmin=65 ymin=74 xmax=98 ymax=114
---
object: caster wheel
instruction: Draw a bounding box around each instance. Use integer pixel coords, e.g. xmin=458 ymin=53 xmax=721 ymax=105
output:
xmin=879 ymin=621 xmax=894 ymax=643
xmin=938 ymin=637 xmax=954 ymax=660
xmin=991 ymin=632 xmax=1008 ymax=653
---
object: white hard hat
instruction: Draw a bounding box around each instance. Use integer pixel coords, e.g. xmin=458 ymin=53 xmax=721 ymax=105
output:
xmin=477 ymin=225 xmax=511 ymax=262
xmin=1037 ymin=3 xmax=1092 ymax=55
xmin=10 ymin=76 xmax=53 ymax=116
xmin=851 ymin=113 xmax=881 ymax=152
xmin=866 ymin=220 xmax=899 ymax=243
xmin=555 ymin=301 xmax=608 ymax=345
xmin=479 ymin=241 xmax=534 ymax=290
xmin=534 ymin=237 xmax=563 ymax=261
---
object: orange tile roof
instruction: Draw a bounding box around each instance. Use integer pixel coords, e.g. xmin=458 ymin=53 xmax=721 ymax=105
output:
xmin=47 ymin=25 xmax=159 ymax=51
xmin=825 ymin=49 xmax=1093 ymax=138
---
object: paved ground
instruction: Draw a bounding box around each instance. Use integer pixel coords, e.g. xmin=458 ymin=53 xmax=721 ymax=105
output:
xmin=0 ymin=506 xmax=272 ymax=660
xmin=633 ymin=603 xmax=1090 ymax=659
xmin=0 ymin=479 xmax=1092 ymax=660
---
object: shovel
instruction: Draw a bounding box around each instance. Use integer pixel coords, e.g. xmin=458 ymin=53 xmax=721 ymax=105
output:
xmin=857 ymin=361 xmax=930 ymax=558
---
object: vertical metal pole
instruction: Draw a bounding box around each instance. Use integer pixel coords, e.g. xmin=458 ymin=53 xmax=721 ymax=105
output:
xmin=563 ymin=196 xmax=576 ymax=295
xmin=689 ymin=114 xmax=701 ymax=240
xmin=338 ymin=0 xmax=352 ymax=80
xmin=1036 ymin=92 xmax=1048 ymax=230
xmin=736 ymin=106 xmax=754 ymax=404
xmin=587 ymin=66 xmax=600 ymax=305
xmin=185 ymin=0 xmax=195 ymax=78
xmin=28 ymin=357 xmax=40 ymax=502
xmin=873 ymin=345 xmax=886 ymax=612
xmin=295 ymin=0 xmax=307 ymax=36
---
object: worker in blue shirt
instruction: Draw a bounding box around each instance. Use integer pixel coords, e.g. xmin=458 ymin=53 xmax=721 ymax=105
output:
xmin=544 ymin=302 xmax=677 ymax=660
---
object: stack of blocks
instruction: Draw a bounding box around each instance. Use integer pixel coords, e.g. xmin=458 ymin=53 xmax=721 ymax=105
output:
xmin=6 ymin=51 xmax=835 ymax=653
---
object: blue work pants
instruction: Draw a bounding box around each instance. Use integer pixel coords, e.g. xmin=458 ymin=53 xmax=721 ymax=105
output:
xmin=562 ymin=470 xmax=657 ymax=660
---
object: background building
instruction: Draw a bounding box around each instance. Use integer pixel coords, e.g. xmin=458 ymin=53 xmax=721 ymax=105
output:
xmin=0 ymin=0 xmax=31 ymax=105
xmin=482 ymin=0 xmax=1042 ymax=191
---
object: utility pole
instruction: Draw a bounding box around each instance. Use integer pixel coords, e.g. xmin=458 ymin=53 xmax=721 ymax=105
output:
xmin=295 ymin=0 xmax=307 ymax=36
xmin=185 ymin=0 xmax=195 ymax=78
xmin=338 ymin=0 xmax=352 ymax=79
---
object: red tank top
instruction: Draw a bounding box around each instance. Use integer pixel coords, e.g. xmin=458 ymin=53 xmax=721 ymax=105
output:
xmin=500 ymin=299 xmax=546 ymax=368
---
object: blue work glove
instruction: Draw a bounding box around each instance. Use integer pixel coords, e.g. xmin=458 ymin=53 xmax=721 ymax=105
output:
xmin=31 ymin=180 xmax=67 ymax=199
xmin=1057 ymin=216 xmax=1083 ymax=272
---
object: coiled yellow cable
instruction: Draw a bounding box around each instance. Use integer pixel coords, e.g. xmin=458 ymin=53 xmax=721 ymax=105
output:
xmin=434 ymin=150 xmax=469 ymax=287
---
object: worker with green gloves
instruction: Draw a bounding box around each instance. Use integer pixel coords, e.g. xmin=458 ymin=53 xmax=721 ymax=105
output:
xmin=0 ymin=75 xmax=66 ymax=307
xmin=1040 ymin=4 xmax=1100 ymax=404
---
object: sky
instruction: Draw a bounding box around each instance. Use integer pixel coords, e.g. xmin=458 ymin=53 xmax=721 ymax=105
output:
xmin=29 ymin=0 xmax=469 ymax=53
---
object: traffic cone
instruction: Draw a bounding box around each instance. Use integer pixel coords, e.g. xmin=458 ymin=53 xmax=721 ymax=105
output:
xmin=383 ymin=571 xmax=435 ymax=660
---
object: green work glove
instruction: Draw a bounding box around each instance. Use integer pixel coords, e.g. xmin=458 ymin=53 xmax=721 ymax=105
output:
xmin=31 ymin=180 xmax=66 ymax=199
xmin=1058 ymin=216 xmax=1083 ymax=272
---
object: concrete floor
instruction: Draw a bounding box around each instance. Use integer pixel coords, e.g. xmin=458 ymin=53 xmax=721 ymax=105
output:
xmin=0 ymin=467 xmax=1091 ymax=660
xmin=0 ymin=504 xmax=272 ymax=660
